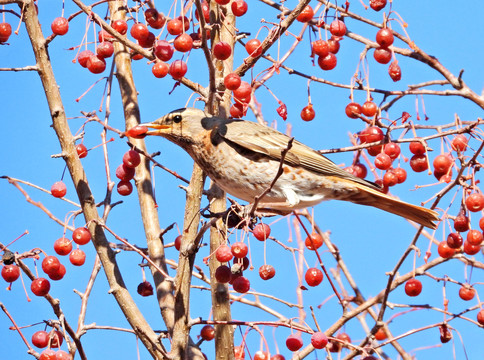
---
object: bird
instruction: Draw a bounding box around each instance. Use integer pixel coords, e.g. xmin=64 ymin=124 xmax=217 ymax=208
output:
xmin=139 ymin=107 xmax=439 ymax=229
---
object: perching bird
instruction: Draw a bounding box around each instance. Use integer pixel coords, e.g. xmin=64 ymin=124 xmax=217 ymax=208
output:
xmin=140 ymin=107 xmax=439 ymax=229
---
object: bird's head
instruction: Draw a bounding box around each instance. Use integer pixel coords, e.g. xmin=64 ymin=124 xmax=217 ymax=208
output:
xmin=141 ymin=107 xmax=218 ymax=146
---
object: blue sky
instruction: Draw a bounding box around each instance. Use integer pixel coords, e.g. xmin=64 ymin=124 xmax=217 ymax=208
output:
xmin=1 ymin=1 xmax=483 ymax=359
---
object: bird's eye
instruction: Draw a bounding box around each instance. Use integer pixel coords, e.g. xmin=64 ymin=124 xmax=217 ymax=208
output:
xmin=173 ymin=114 xmax=182 ymax=123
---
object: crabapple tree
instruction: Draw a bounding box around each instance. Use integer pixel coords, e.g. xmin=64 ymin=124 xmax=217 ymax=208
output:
xmin=1 ymin=1 xmax=483 ymax=360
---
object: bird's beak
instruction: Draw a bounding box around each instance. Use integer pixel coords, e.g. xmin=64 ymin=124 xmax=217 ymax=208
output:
xmin=140 ymin=120 xmax=172 ymax=136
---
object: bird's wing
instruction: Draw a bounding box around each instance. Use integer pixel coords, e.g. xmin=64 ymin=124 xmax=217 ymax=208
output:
xmin=219 ymin=119 xmax=381 ymax=190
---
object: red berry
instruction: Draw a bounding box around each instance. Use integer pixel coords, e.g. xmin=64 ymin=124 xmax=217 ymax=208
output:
xmin=215 ymin=265 xmax=231 ymax=283
xmin=232 ymin=276 xmax=250 ymax=293
xmin=463 ymin=241 xmax=480 ymax=255
xmin=200 ymin=325 xmax=215 ymax=340
xmin=254 ymin=351 xmax=270 ymax=360
xmin=76 ymin=144 xmax=88 ymax=158
xmin=345 ymin=102 xmax=362 ymax=119
xmin=39 ymin=349 xmax=57 ymax=360
xmin=169 ymin=60 xmax=188 ymax=79
xmin=112 ymin=19 xmax=128 ymax=34
xmin=48 ymin=264 xmax=66 ymax=281
xmin=305 ymin=233 xmax=323 ymax=250
xmin=384 ymin=143 xmax=401 ymax=159
xmin=31 ymin=278 xmax=51 ymax=296
xmin=195 ymin=1 xmax=210 ymax=22
xmin=167 ymin=19 xmax=183 ymax=36
xmin=98 ymin=29 xmax=115 ymax=42
xmin=360 ymin=126 xmax=384 ymax=144
xmin=458 ymin=285 xmax=475 ymax=301
xmin=231 ymin=242 xmax=248 ymax=258
xmin=305 ymin=268 xmax=323 ymax=286
xmin=96 ymin=41 xmax=114 ymax=58
xmin=126 ymin=125 xmax=148 ymax=139
xmin=78 ymin=50 xmax=94 ymax=68
xmin=137 ymin=281 xmax=153 ymax=296
xmin=230 ymin=103 xmax=245 ymax=118
xmin=465 ymin=193 xmax=484 ymax=212
xmin=2 ymin=264 xmax=20 ymax=282
xmin=115 ymin=164 xmax=135 ymax=181
xmin=328 ymin=38 xmax=340 ymax=54
xmin=447 ymin=232 xmax=463 ymax=249
xmin=42 ymin=256 xmax=61 ymax=276
xmin=276 ymin=101 xmax=288 ymax=121
xmin=451 ymin=135 xmax=468 ymax=152
xmin=270 ymin=354 xmax=285 ymax=360
xmin=373 ymin=47 xmax=392 ymax=64
xmin=370 ymin=0 xmax=387 ymax=11
xmin=216 ymin=245 xmax=233 ymax=262
xmin=51 ymin=181 xmax=67 ymax=198
xmin=224 ymin=73 xmax=241 ymax=91
xmin=245 ymin=39 xmax=262 ymax=57
xmin=479 ymin=217 xmax=484 ymax=231
xmin=117 ymin=181 xmax=133 ymax=196
xmin=130 ymin=23 xmax=149 ymax=40
xmin=138 ymin=31 xmax=155 ymax=48
xmin=177 ymin=16 xmax=190 ymax=32
xmin=454 ymin=213 xmax=470 ymax=232
xmin=367 ymin=145 xmax=383 ymax=157
xmin=154 ymin=40 xmax=174 ymax=61
xmin=214 ymin=41 xmax=232 ymax=60
xmin=259 ymin=264 xmax=276 ymax=280
xmin=152 ymin=62 xmax=169 ymax=78
xmin=433 ymin=154 xmax=452 ymax=173
xmin=383 ymin=170 xmax=398 ymax=187
xmin=362 ymin=101 xmax=378 ymax=117
xmin=253 ymin=223 xmax=271 ymax=241
xmin=467 ymin=229 xmax=483 ymax=246
xmin=32 ymin=330 xmax=49 ymax=348
xmin=296 ymin=5 xmax=314 ymax=22
xmin=0 ymin=22 xmax=12 ymax=42
xmin=311 ymin=332 xmax=328 ymax=349
xmin=404 ymin=278 xmax=422 ymax=297
xmin=438 ymin=241 xmax=455 ymax=258
xmin=233 ymin=81 xmax=252 ymax=100
xmin=388 ymin=61 xmax=402 ymax=82
xmin=123 ymin=150 xmax=141 ymax=168
xmin=174 ymin=33 xmax=193 ymax=53
xmin=51 ymin=17 xmax=69 ymax=36
xmin=329 ymin=333 xmax=351 ymax=352
xmin=69 ymin=249 xmax=86 ymax=266
xmin=174 ymin=235 xmax=182 ymax=251
xmin=215 ymin=0 xmax=231 ymax=4
xmin=311 ymin=40 xmax=329 ymax=57
xmin=318 ymin=53 xmax=337 ymax=70
xmin=86 ymin=55 xmax=106 ymax=74
xmin=54 ymin=237 xmax=72 ymax=256
xmin=374 ymin=328 xmax=387 ymax=341
xmin=145 ymin=9 xmax=166 ymax=29
xmin=347 ymin=162 xmax=368 ymax=179
xmin=374 ymin=153 xmax=392 ymax=170
xmin=329 ymin=19 xmax=346 ymax=37
xmin=231 ymin=0 xmax=248 ymax=16
xmin=72 ymin=227 xmax=91 ymax=245
xmin=409 ymin=141 xmax=426 ymax=155
xmin=376 ymin=28 xmax=394 ymax=48
xmin=55 ymin=350 xmax=71 ymax=360
xmin=394 ymin=167 xmax=407 ymax=183
xmin=301 ymin=104 xmax=316 ymax=121
xmin=409 ymin=154 xmax=428 ymax=172
xmin=286 ymin=334 xmax=303 ymax=351
xmin=477 ymin=309 xmax=484 ymax=325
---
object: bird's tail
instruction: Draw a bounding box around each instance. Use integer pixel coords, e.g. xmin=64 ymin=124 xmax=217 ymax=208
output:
xmin=346 ymin=184 xmax=440 ymax=229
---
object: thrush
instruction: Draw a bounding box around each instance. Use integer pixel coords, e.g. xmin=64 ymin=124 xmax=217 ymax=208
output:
xmin=140 ymin=107 xmax=439 ymax=229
